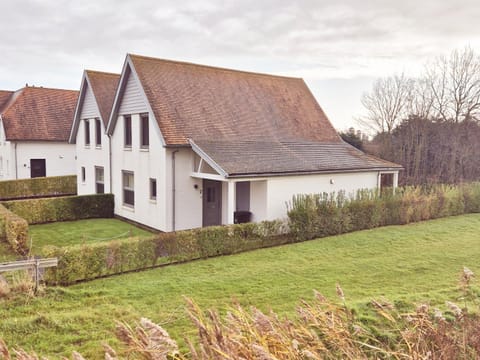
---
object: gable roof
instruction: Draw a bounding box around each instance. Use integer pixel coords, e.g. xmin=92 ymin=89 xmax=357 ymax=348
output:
xmin=0 ymin=86 xmax=78 ymax=142
xmin=69 ymin=70 xmax=120 ymax=143
xmin=109 ymin=54 xmax=341 ymax=145
xmin=108 ymin=53 xmax=401 ymax=175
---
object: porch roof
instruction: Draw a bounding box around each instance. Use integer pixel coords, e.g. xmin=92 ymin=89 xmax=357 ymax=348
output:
xmin=190 ymin=139 xmax=402 ymax=178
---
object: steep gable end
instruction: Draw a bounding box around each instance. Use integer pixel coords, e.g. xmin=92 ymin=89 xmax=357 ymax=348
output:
xmin=80 ymin=84 xmax=100 ymax=120
xmin=118 ymin=70 xmax=148 ymax=115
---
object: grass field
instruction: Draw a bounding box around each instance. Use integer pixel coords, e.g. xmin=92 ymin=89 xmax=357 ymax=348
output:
xmin=28 ymin=218 xmax=154 ymax=254
xmin=1 ymin=214 xmax=480 ymax=358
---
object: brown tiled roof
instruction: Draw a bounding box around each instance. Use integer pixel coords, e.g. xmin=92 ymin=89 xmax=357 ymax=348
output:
xmin=0 ymin=90 xmax=13 ymax=112
xmin=191 ymin=139 xmax=402 ymax=177
xmin=86 ymin=70 xmax=120 ymax=125
xmin=0 ymin=86 xmax=78 ymax=141
xmin=129 ymin=54 xmax=342 ymax=146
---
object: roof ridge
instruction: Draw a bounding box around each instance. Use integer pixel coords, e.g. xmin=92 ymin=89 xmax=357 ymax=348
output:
xmin=128 ymin=53 xmax=304 ymax=81
xmin=21 ymin=86 xmax=79 ymax=93
xmin=85 ymin=69 xmax=121 ymax=77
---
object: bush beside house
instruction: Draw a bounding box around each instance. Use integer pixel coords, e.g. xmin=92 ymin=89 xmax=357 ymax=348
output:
xmin=0 ymin=175 xmax=76 ymax=200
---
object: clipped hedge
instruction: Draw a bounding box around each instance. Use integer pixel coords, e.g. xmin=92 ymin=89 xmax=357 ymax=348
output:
xmin=0 ymin=204 xmax=29 ymax=255
xmin=43 ymin=220 xmax=289 ymax=285
xmin=2 ymin=194 xmax=114 ymax=224
xmin=0 ymin=175 xmax=76 ymax=200
xmin=287 ymin=182 xmax=480 ymax=241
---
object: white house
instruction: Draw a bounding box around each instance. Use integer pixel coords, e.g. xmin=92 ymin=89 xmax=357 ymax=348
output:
xmin=0 ymin=86 xmax=78 ymax=179
xmin=99 ymin=54 xmax=401 ymax=232
xmin=69 ymin=70 xmax=120 ymax=195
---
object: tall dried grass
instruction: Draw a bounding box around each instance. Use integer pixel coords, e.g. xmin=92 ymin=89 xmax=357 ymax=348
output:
xmin=1 ymin=268 xmax=480 ymax=359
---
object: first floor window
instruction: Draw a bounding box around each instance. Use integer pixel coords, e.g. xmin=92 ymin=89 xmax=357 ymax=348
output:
xmin=123 ymin=171 xmax=134 ymax=206
xmin=150 ymin=178 xmax=157 ymax=200
xmin=84 ymin=119 xmax=90 ymax=146
xmin=124 ymin=115 xmax=132 ymax=148
xmin=81 ymin=167 xmax=86 ymax=182
xmin=95 ymin=166 xmax=104 ymax=194
xmin=95 ymin=118 xmax=102 ymax=147
xmin=140 ymin=113 xmax=149 ymax=148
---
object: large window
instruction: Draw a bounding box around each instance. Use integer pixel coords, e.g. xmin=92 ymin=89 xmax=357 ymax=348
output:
xmin=150 ymin=178 xmax=157 ymax=200
xmin=95 ymin=118 xmax=102 ymax=147
xmin=84 ymin=119 xmax=90 ymax=146
xmin=95 ymin=166 xmax=104 ymax=194
xmin=122 ymin=171 xmax=134 ymax=206
xmin=140 ymin=113 xmax=149 ymax=148
xmin=124 ymin=115 xmax=132 ymax=148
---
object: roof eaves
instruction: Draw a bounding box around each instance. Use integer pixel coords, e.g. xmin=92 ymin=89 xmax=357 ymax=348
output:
xmin=228 ymin=166 xmax=403 ymax=178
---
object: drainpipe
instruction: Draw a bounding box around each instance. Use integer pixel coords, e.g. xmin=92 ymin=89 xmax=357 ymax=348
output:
xmin=14 ymin=142 xmax=18 ymax=179
xmin=172 ymin=149 xmax=179 ymax=231
xmin=108 ymin=134 xmax=112 ymax=193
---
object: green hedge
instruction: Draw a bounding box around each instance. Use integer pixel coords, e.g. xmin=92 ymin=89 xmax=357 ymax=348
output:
xmin=2 ymin=194 xmax=114 ymax=224
xmin=287 ymin=182 xmax=480 ymax=241
xmin=42 ymin=220 xmax=289 ymax=285
xmin=0 ymin=175 xmax=76 ymax=200
xmin=0 ymin=204 xmax=29 ymax=255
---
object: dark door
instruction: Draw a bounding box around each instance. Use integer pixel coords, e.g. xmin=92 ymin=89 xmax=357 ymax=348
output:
xmin=202 ymin=179 xmax=222 ymax=227
xmin=30 ymin=159 xmax=46 ymax=178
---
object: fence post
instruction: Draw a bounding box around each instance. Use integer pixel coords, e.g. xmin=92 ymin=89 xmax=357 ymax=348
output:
xmin=34 ymin=258 xmax=40 ymax=293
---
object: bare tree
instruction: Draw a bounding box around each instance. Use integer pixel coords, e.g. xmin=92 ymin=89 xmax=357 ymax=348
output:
xmin=357 ymin=73 xmax=414 ymax=134
xmin=426 ymin=46 xmax=480 ymax=122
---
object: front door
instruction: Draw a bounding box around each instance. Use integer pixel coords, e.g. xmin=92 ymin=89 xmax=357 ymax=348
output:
xmin=30 ymin=159 xmax=46 ymax=178
xmin=202 ymin=179 xmax=222 ymax=227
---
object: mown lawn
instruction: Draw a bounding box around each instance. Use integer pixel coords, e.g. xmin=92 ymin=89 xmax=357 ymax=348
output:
xmin=1 ymin=214 xmax=480 ymax=358
xmin=29 ymin=218 xmax=154 ymax=254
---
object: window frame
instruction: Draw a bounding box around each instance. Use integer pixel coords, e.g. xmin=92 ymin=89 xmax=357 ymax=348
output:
xmin=122 ymin=170 xmax=134 ymax=207
xmin=140 ymin=113 xmax=149 ymax=149
xmin=124 ymin=115 xmax=132 ymax=148
xmin=95 ymin=166 xmax=104 ymax=194
xmin=149 ymin=178 xmax=157 ymax=201
xmin=95 ymin=118 xmax=102 ymax=147
xmin=84 ymin=119 xmax=90 ymax=146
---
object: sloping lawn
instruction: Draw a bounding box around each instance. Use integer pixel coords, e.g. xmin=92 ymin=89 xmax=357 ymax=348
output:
xmin=1 ymin=214 xmax=480 ymax=358
xmin=29 ymin=218 xmax=155 ymax=254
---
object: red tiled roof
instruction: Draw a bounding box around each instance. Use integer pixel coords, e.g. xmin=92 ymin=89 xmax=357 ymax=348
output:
xmin=86 ymin=70 xmax=120 ymax=125
xmin=0 ymin=87 xmax=78 ymax=141
xmin=0 ymin=90 xmax=13 ymax=112
xmin=128 ymin=54 xmax=342 ymax=146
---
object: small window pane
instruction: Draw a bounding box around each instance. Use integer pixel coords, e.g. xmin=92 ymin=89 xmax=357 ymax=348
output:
xmin=124 ymin=115 xmax=132 ymax=147
xmin=150 ymin=178 xmax=157 ymax=200
xmin=81 ymin=167 xmax=86 ymax=182
xmin=141 ymin=113 xmax=149 ymax=148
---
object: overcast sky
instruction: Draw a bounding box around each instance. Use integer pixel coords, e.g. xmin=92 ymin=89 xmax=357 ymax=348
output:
xmin=2 ymin=0 xmax=480 ymax=131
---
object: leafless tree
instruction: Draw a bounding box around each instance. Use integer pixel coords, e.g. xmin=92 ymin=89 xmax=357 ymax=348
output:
xmin=426 ymin=46 xmax=480 ymax=123
xmin=357 ymin=73 xmax=414 ymax=134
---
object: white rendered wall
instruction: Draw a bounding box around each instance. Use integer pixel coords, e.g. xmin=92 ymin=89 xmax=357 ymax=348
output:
xmin=0 ymin=121 xmax=13 ymax=179
xmin=165 ymin=148 xmax=203 ymax=231
xmin=265 ymin=171 xmax=381 ymax=221
xmin=75 ymin=118 xmax=111 ymax=195
xmin=15 ymin=141 xmax=75 ymax=179
xmin=111 ymin=112 xmax=169 ymax=231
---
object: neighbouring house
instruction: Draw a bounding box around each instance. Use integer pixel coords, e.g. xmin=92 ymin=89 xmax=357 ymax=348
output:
xmin=0 ymin=86 xmax=78 ymax=179
xmin=69 ymin=70 xmax=120 ymax=195
xmin=91 ymin=53 xmax=401 ymax=232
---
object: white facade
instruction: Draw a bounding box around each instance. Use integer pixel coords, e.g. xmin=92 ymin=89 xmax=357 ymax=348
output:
xmin=0 ymin=120 xmax=75 ymax=180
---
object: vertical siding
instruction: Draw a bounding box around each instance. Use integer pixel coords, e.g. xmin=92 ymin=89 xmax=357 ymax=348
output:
xmin=118 ymin=72 xmax=148 ymax=115
xmin=80 ymin=85 xmax=100 ymax=120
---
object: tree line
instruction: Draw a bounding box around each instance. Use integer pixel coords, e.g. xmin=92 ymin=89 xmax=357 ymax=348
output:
xmin=357 ymin=46 xmax=480 ymax=185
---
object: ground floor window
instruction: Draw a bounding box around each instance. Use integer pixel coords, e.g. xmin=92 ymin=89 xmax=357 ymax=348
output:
xmin=380 ymin=173 xmax=395 ymax=194
xmin=81 ymin=167 xmax=86 ymax=182
xmin=150 ymin=178 xmax=157 ymax=200
xmin=95 ymin=166 xmax=104 ymax=194
xmin=122 ymin=170 xmax=134 ymax=206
